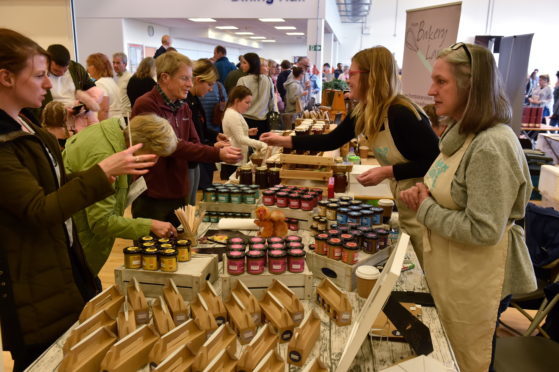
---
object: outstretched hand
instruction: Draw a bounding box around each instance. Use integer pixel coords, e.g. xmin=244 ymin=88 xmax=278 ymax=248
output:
xmin=259 ymin=132 xmax=292 ymax=148
xmin=98 ymin=143 xmax=157 ymax=183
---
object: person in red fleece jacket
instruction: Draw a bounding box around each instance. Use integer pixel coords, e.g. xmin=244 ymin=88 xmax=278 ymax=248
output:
xmin=132 ymin=51 xmax=241 ymax=225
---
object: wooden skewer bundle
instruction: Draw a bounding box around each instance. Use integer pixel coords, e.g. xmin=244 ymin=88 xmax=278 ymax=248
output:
xmin=174 ymin=205 xmax=204 ymax=246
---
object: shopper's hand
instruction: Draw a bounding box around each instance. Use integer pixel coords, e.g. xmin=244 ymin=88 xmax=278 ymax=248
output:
xmin=301 ymin=91 xmax=309 ymax=96
xmin=150 ymin=220 xmax=177 ymax=238
xmin=217 ymin=133 xmax=228 ymax=142
xmin=98 ymin=143 xmax=157 ymax=183
xmin=400 ymin=182 xmax=430 ymax=211
xmin=248 ymin=128 xmax=258 ymax=136
xmin=214 ymin=140 xmax=230 ymax=149
xmin=356 ymin=166 xmax=393 ymax=187
xmin=219 ymin=146 xmax=243 ymax=164
xmin=259 ymin=133 xmax=293 ymax=148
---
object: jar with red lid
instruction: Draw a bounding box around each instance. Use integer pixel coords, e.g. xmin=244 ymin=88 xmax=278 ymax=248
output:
xmin=227 ymin=244 xmax=245 ymax=252
xmin=288 ymin=193 xmax=301 ymax=209
xmin=287 ymin=241 xmax=303 ymax=251
xmin=285 ymin=235 xmax=302 ymax=244
xmin=288 ymin=249 xmax=306 ymax=273
xmin=301 ymin=194 xmax=314 ymax=211
xmin=315 ymin=233 xmax=329 ymax=255
xmin=287 ymin=218 xmax=299 ymax=231
xmin=362 ymin=232 xmax=378 ymax=254
xmin=340 ymin=233 xmax=354 ymax=243
xmin=227 ymin=250 xmax=246 ymax=275
xmin=327 ymin=238 xmax=343 ymax=260
xmin=339 ymin=225 xmax=351 ymax=234
xmin=251 ymin=243 xmax=268 ymax=264
xmin=357 ymin=226 xmax=373 ymax=235
xmin=276 ymin=192 xmax=289 ymax=208
xmin=249 ymin=236 xmax=266 ymax=246
xmin=347 ymin=222 xmax=360 ymax=230
xmin=246 ymin=250 xmax=266 ymax=274
xmin=342 ymin=242 xmax=359 ymax=264
xmin=311 ymin=188 xmax=323 ymax=201
xmin=267 ymin=236 xmax=284 ymax=246
xmin=227 ymin=237 xmax=246 ymax=247
xmin=268 ymin=250 xmax=287 ymax=274
xmin=327 ymin=229 xmax=340 ymax=237
xmin=297 ymin=186 xmax=309 ymax=193
xmin=262 ymin=190 xmax=275 ymax=206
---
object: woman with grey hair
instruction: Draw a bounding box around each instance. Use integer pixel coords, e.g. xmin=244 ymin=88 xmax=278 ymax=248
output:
xmin=400 ymin=43 xmax=537 ymax=372
xmin=63 ymin=113 xmax=179 ymax=274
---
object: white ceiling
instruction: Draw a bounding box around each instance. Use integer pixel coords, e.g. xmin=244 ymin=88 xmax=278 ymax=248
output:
xmin=137 ymin=18 xmax=332 ymax=45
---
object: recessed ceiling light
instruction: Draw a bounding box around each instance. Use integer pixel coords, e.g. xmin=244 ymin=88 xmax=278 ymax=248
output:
xmin=259 ymin=18 xmax=285 ymax=22
xmin=235 ymin=32 xmax=254 ymax=35
xmin=188 ymin=18 xmax=216 ymax=22
xmin=261 ymin=40 xmax=276 ymax=43
xmin=286 ymin=32 xmax=305 ymax=36
xmin=249 ymin=36 xmax=266 ymax=39
xmin=216 ymin=26 xmax=238 ymax=30
xmin=275 ymin=26 xmax=296 ymax=30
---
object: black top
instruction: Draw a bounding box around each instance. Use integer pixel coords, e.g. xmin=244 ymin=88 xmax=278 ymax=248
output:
xmin=276 ymin=69 xmax=291 ymax=101
xmin=292 ymin=104 xmax=440 ymax=180
xmin=127 ymin=76 xmax=157 ymax=108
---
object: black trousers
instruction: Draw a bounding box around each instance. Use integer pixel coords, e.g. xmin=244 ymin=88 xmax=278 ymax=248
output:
xmin=131 ymin=194 xmax=185 ymax=227
xmin=11 ymin=342 xmax=51 ymax=372
xmin=244 ymin=117 xmax=269 ymax=140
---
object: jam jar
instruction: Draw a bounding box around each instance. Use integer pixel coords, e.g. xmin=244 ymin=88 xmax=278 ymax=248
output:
xmin=360 ymin=210 xmax=373 ymax=226
xmin=159 ymin=249 xmax=178 ymax=272
xmin=267 ymin=236 xmax=284 ymax=246
xmin=175 ymin=239 xmax=191 ymax=262
xmin=123 ymin=246 xmax=142 ymax=269
xmin=362 ymin=232 xmax=379 ymax=254
xmin=255 ymin=166 xmax=269 ymax=189
xmin=268 ymin=250 xmax=287 ymax=274
xmin=371 ymin=207 xmax=384 ymax=225
xmin=333 ymin=171 xmax=347 ymax=193
xmin=287 ymin=218 xmax=299 ymax=231
xmin=262 ymin=190 xmax=276 ymax=206
xmin=336 ymin=208 xmax=350 ymax=225
xmin=327 ymin=238 xmax=343 ymax=260
xmin=287 ymin=249 xmax=306 ymax=273
xmin=288 ymin=193 xmax=301 ymax=209
xmin=204 ymin=187 xmax=217 ymax=202
xmin=267 ymin=167 xmax=281 ymax=188
xmin=315 ymin=233 xmax=329 ymax=255
xmin=249 ymin=236 xmax=266 ymax=246
xmin=300 ymin=194 xmax=313 ymax=211
xmin=142 ymin=247 xmax=159 ymax=271
xmin=239 ymin=165 xmax=253 ymax=185
xmin=318 ymin=200 xmax=329 ymax=217
xmin=227 ymin=250 xmax=246 ymax=275
xmin=243 ymin=190 xmax=256 ymax=204
xmin=276 ymin=191 xmax=289 ymax=208
xmin=246 ymin=250 xmax=266 ymax=274
xmin=341 ymin=242 xmax=359 ymax=265
xmin=326 ymin=203 xmax=338 ymax=221
xmin=230 ymin=189 xmax=242 ymax=204
xmin=347 ymin=211 xmax=362 ymax=225
xmin=375 ymin=229 xmax=390 ymax=250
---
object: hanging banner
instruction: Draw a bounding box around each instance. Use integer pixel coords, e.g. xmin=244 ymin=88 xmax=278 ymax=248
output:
xmin=402 ymin=2 xmax=462 ymax=107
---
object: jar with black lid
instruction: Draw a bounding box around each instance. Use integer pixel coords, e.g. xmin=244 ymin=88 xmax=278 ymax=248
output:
xmin=288 ymin=193 xmax=301 ymax=209
xmin=204 ymin=187 xmax=217 ymax=202
xmin=255 ymin=166 xmax=269 ymax=189
xmin=267 ymin=167 xmax=281 ymax=188
xmin=326 ymin=203 xmax=338 ymax=221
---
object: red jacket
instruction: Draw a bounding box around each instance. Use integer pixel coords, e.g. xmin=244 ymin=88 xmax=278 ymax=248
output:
xmin=131 ymin=87 xmax=220 ymax=199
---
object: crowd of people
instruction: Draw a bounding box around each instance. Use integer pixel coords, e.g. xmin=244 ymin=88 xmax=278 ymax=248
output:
xmin=525 ymin=68 xmax=559 ymax=126
xmin=0 ymin=27 xmax=539 ymax=372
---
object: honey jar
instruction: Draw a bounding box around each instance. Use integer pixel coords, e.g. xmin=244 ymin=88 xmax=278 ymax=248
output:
xmin=142 ymin=247 xmax=159 ymax=271
xmin=123 ymin=246 xmax=142 ymax=269
xmin=176 ymin=239 xmax=191 ymax=262
xmin=159 ymin=249 xmax=178 ymax=272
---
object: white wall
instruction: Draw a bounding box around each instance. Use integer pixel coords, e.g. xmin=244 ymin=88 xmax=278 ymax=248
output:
xmin=75 ymin=18 xmax=124 ymax=64
xmin=0 ymin=0 xmax=75 ymax=57
xmin=256 ymin=43 xmax=308 ymax=65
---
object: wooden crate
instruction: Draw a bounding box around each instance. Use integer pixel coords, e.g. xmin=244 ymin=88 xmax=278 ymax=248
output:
xmin=199 ymin=201 xmax=257 ymax=215
xmin=114 ymin=254 xmax=218 ymax=301
xmin=305 ymin=249 xmax=389 ymax=291
xmin=221 ymin=258 xmax=313 ymax=301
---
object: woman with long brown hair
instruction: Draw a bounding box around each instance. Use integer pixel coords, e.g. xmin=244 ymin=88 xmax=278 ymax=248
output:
xmin=86 ymin=52 xmax=122 ymax=119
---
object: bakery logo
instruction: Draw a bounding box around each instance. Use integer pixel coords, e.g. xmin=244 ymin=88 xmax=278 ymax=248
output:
xmin=231 ymin=0 xmax=306 ymax=4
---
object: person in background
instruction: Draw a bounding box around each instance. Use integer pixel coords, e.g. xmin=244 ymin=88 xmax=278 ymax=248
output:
xmin=525 ymin=68 xmax=538 ymax=104
xmin=221 ymin=86 xmax=268 ymax=180
xmin=400 ymin=42 xmax=537 ymax=372
xmin=224 ymin=55 xmax=246 ymax=93
xmin=127 ymin=56 xmax=157 ymax=107
xmin=186 ymin=59 xmax=228 ymax=201
xmin=284 ymin=56 xmax=312 ymax=109
xmin=260 ymin=57 xmax=269 ymax=76
xmin=0 ymin=28 xmax=156 ymax=371
xmin=550 ymin=70 xmax=559 ymax=128
xmin=63 ymin=114 xmax=178 ymax=275
xmin=213 ymin=45 xmax=236 ymax=85
xmin=423 ymin=103 xmax=447 ymax=137
xmin=529 ymin=73 xmax=553 ymax=122
xmin=334 ymin=62 xmax=343 ymax=79
xmin=86 ymin=53 xmax=122 ymax=120
xmin=284 ymin=66 xmax=308 ymax=113
xmin=261 ymin=46 xmax=439 ymax=265
xmin=41 ymin=100 xmax=72 ymax=148
xmin=339 ymin=65 xmax=350 ymax=81
xmin=131 ymin=51 xmax=241 ymax=225
xmin=268 ymin=59 xmax=283 ymax=112
xmin=236 ymin=52 xmax=278 ymax=139
xmin=154 ymin=34 xmax=172 ymax=59
xmin=112 ymin=52 xmax=132 ymax=117
xmin=323 ymin=63 xmax=334 ymax=82
xmin=276 ymin=59 xmax=292 ymax=106
xmin=199 ymin=80 xmax=227 ymax=135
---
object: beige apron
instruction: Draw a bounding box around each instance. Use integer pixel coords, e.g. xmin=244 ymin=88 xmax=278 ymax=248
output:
xmin=423 ymin=134 xmax=508 ymax=372
xmin=370 ymin=121 xmax=425 ymax=265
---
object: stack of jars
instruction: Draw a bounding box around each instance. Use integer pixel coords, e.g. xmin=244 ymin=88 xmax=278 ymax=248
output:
xmin=204 ymin=211 xmax=252 ymax=223
xmin=261 ymin=185 xmax=323 ymax=211
xmin=203 ymin=183 xmax=260 ymax=204
xmin=124 ymin=236 xmax=192 ymax=272
xmin=313 ymin=225 xmax=390 ymax=265
xmin=225 ymin=235 xmax=306 ymax=276
xmin=239 ymin=159 xmax=283 ymax=188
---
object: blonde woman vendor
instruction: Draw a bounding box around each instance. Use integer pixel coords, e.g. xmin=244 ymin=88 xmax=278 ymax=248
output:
xmin=261 ymin=46 xmax=439 ymax=264
xmin=221 ymin=85 xmax=268 ymax=179
xmin=400 ymin=43 xmax=536 ymax=372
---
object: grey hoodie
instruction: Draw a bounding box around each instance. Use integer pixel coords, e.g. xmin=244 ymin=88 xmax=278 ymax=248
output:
xmin=284 ymin=78 xmax=304 ymax=113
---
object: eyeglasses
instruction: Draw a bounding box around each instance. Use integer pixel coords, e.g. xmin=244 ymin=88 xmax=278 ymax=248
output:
xmin=450 ymin=42 xmax=472 ymax=64
xmin=348 ymin=69 xmax=369 ymax=78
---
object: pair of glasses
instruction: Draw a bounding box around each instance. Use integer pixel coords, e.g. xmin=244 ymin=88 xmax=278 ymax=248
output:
xmin=348 ymin=69 xmax=369 ymax=78
xmin=450 ymin=42 xmax=472 ymax=64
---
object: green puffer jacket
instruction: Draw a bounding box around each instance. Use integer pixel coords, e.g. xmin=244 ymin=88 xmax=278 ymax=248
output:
xmin=63 ymin=118 xmax=152 ymax=274
xmin=0 ymin=109 xmax=113 ymax=352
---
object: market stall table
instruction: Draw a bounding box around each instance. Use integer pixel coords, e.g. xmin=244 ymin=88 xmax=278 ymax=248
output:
xmin=25 ymin=224 xmax=458 ymax=371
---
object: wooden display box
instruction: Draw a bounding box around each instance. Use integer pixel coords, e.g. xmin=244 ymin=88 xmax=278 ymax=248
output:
xmin=199 ymin=201 xmax=257 ymax=215
xmin=114 ymin=254 xmax=218 ymax=301
xmin=221 ymin=257 xmax=313 ymax=301
xmin=306 ymin=248 xmax=389 ymax=291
